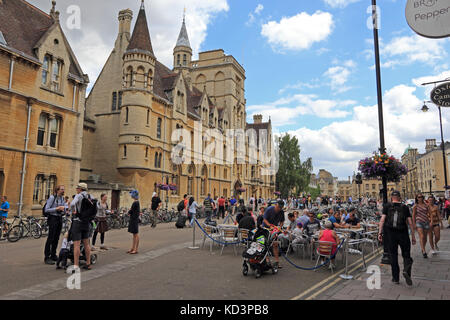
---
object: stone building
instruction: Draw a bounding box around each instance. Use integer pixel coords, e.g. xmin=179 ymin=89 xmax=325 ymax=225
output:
xmin=416 ymin=139 xmax=450 ymax=196
xmin=401 ymin=145 xmax=419 ymax=199
xmin=310 ymin=169 xmax=338 ymax=197
xmin=337 ymin=178 xmax=352 ymax=201
xmin=81 ymin=1 xmax=275 ymax=210
xmin=0 ymin=0 xmax=88 ymax=215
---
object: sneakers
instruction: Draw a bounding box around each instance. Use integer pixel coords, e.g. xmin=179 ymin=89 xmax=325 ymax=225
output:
xmin=403 ymin=271 xmax=413 ymax=286
xmin=44 ymin=258 xmax=55 ymax=265
xmin=423 ymin=252 xmax=428 ymax=259
xmin=430 ymin=249 xmax=436 ymax=255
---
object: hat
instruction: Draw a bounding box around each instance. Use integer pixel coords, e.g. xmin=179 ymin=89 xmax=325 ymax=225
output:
xmin=391 ymin=190 xmax=401 ymax=197
xmin=77 ymin=183 xmax=88 ymax=191
xmin=130 ymin=190 xmax=139 ymax=199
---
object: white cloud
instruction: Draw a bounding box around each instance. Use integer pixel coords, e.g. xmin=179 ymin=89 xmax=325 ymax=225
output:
xmin=255 ymin=4 xmax=264 ymax=15
xmin=323 ymin=60 xmax=356 ymax=94
xmin=29 ymin=0 xmax=229 ymax=91
xmin=323 ymin=0 xmax=360 ymax=8
xmin=282 ymin=84 xmax=450 ymax=179
xmin=261 ymin=11 xmax=334 ymax=52
xmin=246 ymin=3 xmax=264 ymax=26
xmin=380 ymin=34 xmax=448 ymax=68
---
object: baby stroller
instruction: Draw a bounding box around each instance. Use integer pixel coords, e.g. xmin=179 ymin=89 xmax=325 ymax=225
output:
xmin=242 ymin=227 xmax=278 ymax=279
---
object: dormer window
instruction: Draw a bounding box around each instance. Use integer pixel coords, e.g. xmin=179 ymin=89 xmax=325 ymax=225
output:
xmin=42 ymin=55 xmax=50 ymax=85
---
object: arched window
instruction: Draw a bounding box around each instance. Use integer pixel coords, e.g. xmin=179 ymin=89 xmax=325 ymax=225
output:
xmin=177 ymin=54 xmax=181 ymax=66
xmin=183 ymin=54 xmax=187 ymax=66
xmin=137 ymin=66 xmax=145 ymax=89
xmin=126 ymin=66 xmax=133 ymax=88
xmin=148 ymin=69 xmax=153 ymax=90
xmin=158 ymin=153 xmax=163 ymax=168
xmin=154 ymin=152 xmax=159 ymax=168
xmin=46 ymin=175 xmax=57 ymax=200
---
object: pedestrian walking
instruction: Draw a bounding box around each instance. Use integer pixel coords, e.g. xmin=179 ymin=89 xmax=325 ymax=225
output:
xmin=203 ymin=193 xmax=214 ymax=223
xmin=378 ymin=190 xmax=416 ymax=286
xmin=1 ymin=195 xmax=9 ymax=220
xmin=92 ymin=194 xmax=109 ymax=250
xmin=43 ymin=185 xmax=66 ymax=265
xmin=445 ymin=198 xmax=450 ymax=226
xmin=427 ymin=195 xmax=443 ymax=254
xmin=127 ymin=190 xmax=140 ymax=254
xmin=70 ymin=183 xmax=94 ymax=270
xmin=218 ymin=196 xmax=225 ymax=220
xmin=150 ymin=192 xmax=162 ymax=228
xmin=412 ymin=193 xmax=430 ymax=258
xmin=188 ymin=197 xmax=200 ymax=227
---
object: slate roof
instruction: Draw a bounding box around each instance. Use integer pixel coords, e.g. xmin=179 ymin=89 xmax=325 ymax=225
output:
xmin=126 ymin=1 xmax=154 ymax=56
xmin=0 ymin=0 xmax=53 ymax=58
xmin=175 ymin=19 xmax=191 ymax=48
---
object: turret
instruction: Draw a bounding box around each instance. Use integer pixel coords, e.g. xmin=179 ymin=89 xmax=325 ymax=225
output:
xmin=173 ymin=12 xmax=192 ymax=74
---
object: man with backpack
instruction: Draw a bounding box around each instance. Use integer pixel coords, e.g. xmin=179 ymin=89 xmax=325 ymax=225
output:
xmin=43 ymin=185 xmax=66 ymax=265
xmin=203 ymin=193 xmax=214 ymax=224
xmin=378 ymin=190 xmax=416 ymax=286
xmin=70 ymin=183 xmax=96 ymax=271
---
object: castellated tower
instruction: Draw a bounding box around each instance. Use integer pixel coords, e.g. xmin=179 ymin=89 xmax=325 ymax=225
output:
xmin=118 ymin=0 xmax=156 ymax=177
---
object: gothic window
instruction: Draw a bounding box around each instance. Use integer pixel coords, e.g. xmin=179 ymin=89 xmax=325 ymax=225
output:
xmin=183 ymin=54 xmax=187 ymax=66
xmin=157 ymin=118 xmax=162 ymax=139
xmin=33 ymin=175 xmax=44 ymax=204
xmin=51 ymin=60 xmax=62 ymax=92
xmin=37 ymin=114 xmax=47 ymax=146
xmin=46 ymin=175 xmax=57 ymax=200
xmin=49 ymin=118 xmax=60 ymax=148
xmin=154 ymin=152 xmax=159 ymax=168
xmin=42 ymin=55 xmax=50 ymax=85
xmin=112 ymin=92 xmax=117 ymax=111
xmin=177 ymin=54 xmax=181 ymax=66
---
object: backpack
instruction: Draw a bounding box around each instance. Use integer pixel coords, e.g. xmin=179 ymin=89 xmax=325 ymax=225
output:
xmin=177 ymin=200 xmax=185 ymax=212
xmin=78 ymin=194 xmax=97 ymax=223
xmin=385 ymin=203 xmax=408 ymax=230
xmin=42 ymin=196 xmax=56 ymax=217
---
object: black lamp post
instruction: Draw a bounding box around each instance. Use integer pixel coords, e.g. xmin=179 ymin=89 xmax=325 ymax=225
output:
xmin=370 ymin=0 xmax=390 ymax=264
xmin=422 ymin=101 xmax=449 ymax=196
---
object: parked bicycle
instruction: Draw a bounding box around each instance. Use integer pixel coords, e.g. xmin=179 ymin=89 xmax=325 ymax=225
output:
xmin=0 ymin=217 xmax=10 ymax=241
xmin=7 ymin=216 xmax=42 ymax=242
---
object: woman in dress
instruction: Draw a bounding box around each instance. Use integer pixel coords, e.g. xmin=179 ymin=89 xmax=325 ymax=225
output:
xmin=127 ymin=190 xmax=140 ymax=254
xmin=412 ymin=193 xmax=430 ymax=258
xmin=428 ymin=195 xmax=443 ymax=254
xmin=92 ymin=194 xmax=109 ymax=250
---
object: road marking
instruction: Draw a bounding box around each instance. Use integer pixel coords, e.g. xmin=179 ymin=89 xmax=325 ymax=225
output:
xmin=290 ymin=248 xmax=382 ymax=300
xmin=0 ymin=241 xmax=194 ymax=300
xmin=304 ymin=249 xmax=382 ymax=300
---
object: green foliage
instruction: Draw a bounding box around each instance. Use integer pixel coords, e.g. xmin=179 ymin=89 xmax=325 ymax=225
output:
xmin=275 ymin=133 xmax=313 ymax=198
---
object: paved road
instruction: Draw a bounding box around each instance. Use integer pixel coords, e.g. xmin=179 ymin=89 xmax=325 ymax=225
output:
xmin=0 ymin=217 xmax=370 ymax=300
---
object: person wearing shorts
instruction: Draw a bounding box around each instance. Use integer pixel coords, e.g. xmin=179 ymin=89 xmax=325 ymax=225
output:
xmin=70 ymin=183 xmax=93 ymax=270
xmin=412 ymin=193 xmax=430 ymax=258
xmin=428 ymin=195 xmax=443 ymax=254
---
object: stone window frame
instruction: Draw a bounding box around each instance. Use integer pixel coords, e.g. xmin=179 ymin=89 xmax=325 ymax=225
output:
xmin=32 ymin=174 xmax=57 ymax=205
xmin=41 ymin=53 xmax=64 ymax=94
xmin=157 ymin=117 xmax=162 ymax=139
xmin=37 ymin=113 xmax=62 ymax=149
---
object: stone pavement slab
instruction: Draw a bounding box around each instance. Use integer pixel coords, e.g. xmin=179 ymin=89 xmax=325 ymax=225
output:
xmin=315 ymin=221 xmax=450 ymax=300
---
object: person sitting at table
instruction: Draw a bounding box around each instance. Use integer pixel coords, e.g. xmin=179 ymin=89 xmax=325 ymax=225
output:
xmin=278 ymin=212 xmax=296 ymax=252
xmin=328 ymin=210 xmax=345 ymax=229
xmin=296 ymin=210 xmax=310 ymax=228
xmin=256 ymin=206 xmax=265 ymax=228
xmin=345 ymin=209 xmax=361 ymax=228
xmin=303 ymin=211 xmax=322 ymax=236
xmin=340 ymin=208 xmax=349 ymax=221
xmin=238 ymin=208 xmax=255 ymax=231
xmin=318 ymin=221 xmax=340 ymax=269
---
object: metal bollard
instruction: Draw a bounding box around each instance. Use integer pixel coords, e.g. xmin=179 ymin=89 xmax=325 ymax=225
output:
xmin=188 ymin=219 xmax=199 ymax=250
xmin=340 ymin=236 xmax=353 ymax=280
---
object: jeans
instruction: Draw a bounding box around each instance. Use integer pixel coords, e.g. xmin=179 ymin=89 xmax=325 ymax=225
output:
xmin=205 ymin=210 xmax=212 ymax=222
xmin=189 ymin=212 xmax=196 ymax=226
xmin=385 ymin=227 xmax=413 ymax=281
xmin=44 ymin=215 xmax=62 ymax=259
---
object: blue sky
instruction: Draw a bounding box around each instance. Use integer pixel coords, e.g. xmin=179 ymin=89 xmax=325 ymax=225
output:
xmin=30 ymin=0 xmax=450 ymax=179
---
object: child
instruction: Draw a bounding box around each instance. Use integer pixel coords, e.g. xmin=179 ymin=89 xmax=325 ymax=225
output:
xmin=56 ymin=232 xmax=72 ymax=270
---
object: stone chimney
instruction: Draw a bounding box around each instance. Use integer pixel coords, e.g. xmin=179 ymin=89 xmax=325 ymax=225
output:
xmin=425 ymin=139 xmax=437 ymax=153
xmin=118 ymin=9 xmax=133 ymax=36
xmin=253 ymin=114 xmax=263 ymax=124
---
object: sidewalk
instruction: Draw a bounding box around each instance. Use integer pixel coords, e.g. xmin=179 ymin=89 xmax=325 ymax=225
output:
xmin=315 ymin=222 xmax=450 ymax=300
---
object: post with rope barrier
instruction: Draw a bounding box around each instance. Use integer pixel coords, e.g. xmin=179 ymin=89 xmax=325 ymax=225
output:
xmin=339 ymin=236 xmax=353 ymax=280
xmin=188 ymin=218 xmax=199 ymax=250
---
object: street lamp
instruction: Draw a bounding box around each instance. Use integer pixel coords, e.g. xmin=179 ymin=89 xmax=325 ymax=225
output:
xmin=421 ymin=101 xmax=449 ymax=196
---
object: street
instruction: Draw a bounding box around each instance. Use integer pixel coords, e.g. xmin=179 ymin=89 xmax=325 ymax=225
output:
xmin=0 ymin=217 xmax=371 ymax=300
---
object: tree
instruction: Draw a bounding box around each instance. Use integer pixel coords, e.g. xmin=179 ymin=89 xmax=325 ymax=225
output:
xmin=275 ymin=134 xmax=313 ymax=198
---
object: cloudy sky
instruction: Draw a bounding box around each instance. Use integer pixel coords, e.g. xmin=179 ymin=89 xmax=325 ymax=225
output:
xmin=29 ymin=0 xmax=450 ymax=179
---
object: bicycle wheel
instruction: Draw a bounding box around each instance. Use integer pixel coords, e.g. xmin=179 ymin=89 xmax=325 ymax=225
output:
xmin=163 ymin=212 xmax=171 ymax=223
xmin=31 ymin=223 xmax=42 ymax=239
xmin=7 ymin=225 xmax=23 ymax=242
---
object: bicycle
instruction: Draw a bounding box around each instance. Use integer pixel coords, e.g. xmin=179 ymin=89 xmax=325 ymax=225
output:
xmin=39 ymin=217 xmax=49 ymax=236
xmin=0 ymin=217 xmax=10 ymax=240
xmin=7 ymin=216 xmax=42 ymax=242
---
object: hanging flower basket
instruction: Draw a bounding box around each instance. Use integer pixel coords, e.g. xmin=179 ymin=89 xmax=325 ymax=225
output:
xmin=358 ymin=153 xmax=407 ymax=182
xmin=274 ymin=191 xmax=281 ymax=196
xmin=168 ymin=184 xmax=177 ymax=191
xmin=237 ymin=187 xmax=246 ymax=193
xmin=157 ymin=183 xmax=170 ymax=191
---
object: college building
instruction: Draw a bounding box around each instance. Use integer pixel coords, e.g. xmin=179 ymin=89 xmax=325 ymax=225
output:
xmin=80 ymin=1 xmax=276 ymax=210
xmin=0 ymin=0 xmax=89 ymax=215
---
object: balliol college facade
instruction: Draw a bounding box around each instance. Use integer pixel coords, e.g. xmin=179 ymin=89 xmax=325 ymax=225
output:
xmin=0 ymin=0 xmax=276 ymax=214
xmin=81 ymin=1 xmax=276 ymax=210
